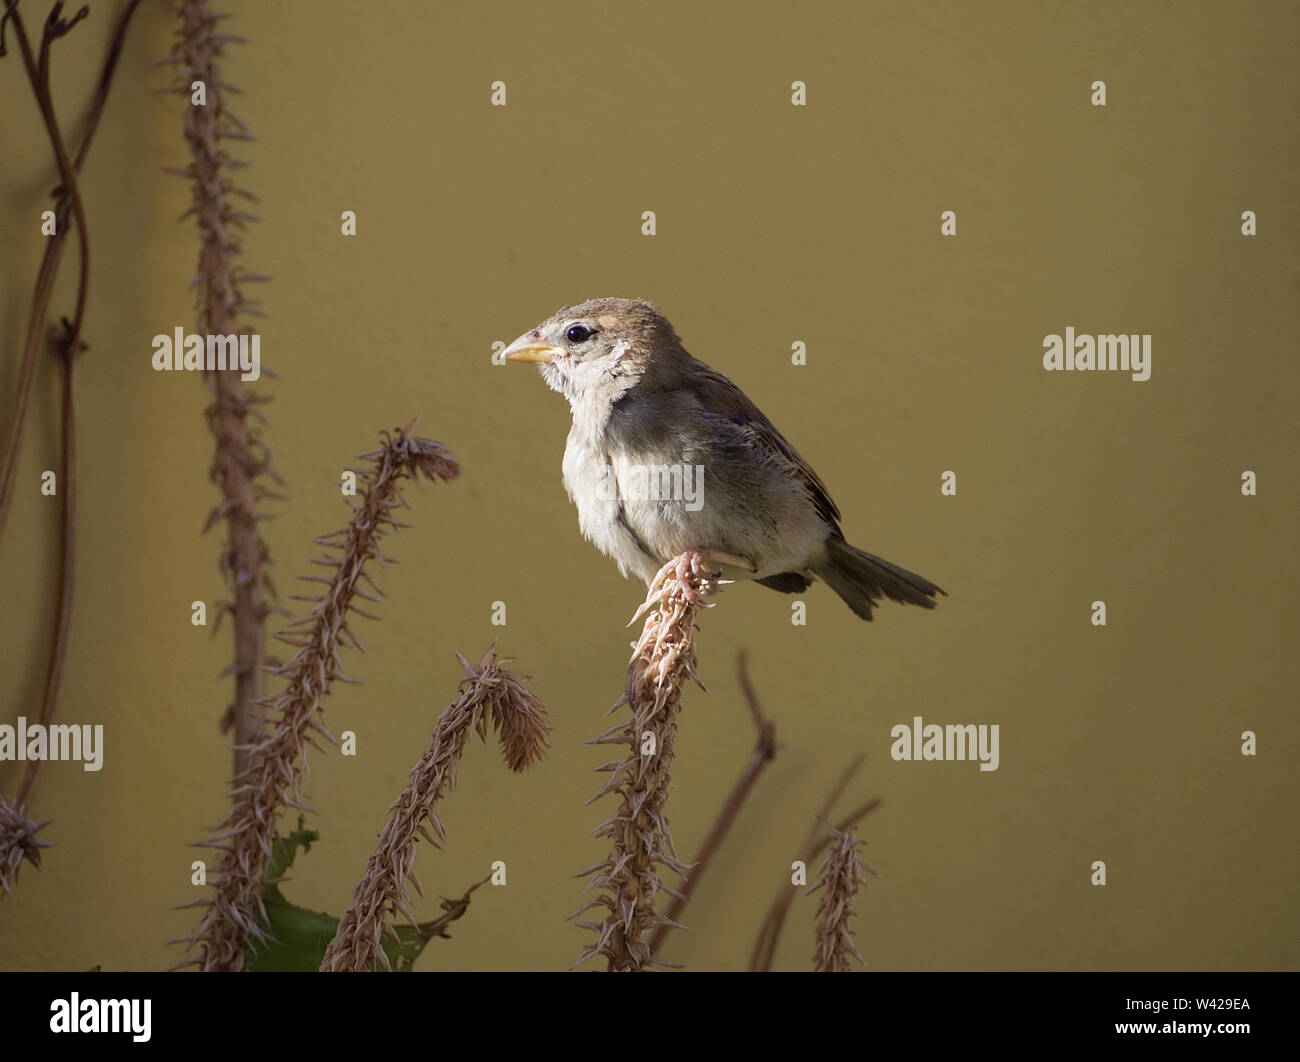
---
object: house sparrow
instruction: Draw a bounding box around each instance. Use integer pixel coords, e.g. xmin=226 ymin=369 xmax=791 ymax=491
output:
xmin=502 ymin=298 xmax=945 ymax=620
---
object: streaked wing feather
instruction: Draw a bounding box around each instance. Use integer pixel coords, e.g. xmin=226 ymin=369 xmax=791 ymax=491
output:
xmin=695 ymin=367 xmax=842 ymax=529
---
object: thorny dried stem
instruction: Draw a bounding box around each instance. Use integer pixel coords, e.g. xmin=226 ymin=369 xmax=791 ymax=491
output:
xmin=571 ymin=551 xmax=722 ymax=972
xmin=169 ymin=0 xmax=279 ymax=777
xmin=321 ymin=649 xmax=550 ymax=971
xmin=178 ymin=428 xmax=459 ymax=971
xmin=647 ymin=649 xmax=777 ymax=957
xmin=810 ymin=826 xmax=872 ymax=971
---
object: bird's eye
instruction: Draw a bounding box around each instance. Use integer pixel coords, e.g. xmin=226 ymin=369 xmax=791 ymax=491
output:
xmin=566 ymin=324 xmax=593 ymax=343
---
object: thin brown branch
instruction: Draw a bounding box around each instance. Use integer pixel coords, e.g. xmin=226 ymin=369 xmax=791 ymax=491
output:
xmin=8 ymin=12 xmax=88 ymax=809
xmin=647 ymin=649 xmax=777 ymax=957
xmin=0 ymin=0 xmax=142 ymax=544
xmin=15 ymin=333 xmax=78 ymax=809
xmin=4 ymin=1 xmax=142 ymax=825
xmin=12 ymin=6 xmax=90 ymax=342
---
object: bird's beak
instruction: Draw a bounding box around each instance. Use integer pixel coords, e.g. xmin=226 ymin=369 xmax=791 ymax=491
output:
xmin=502 ymin=330 xmax=564 ymax=364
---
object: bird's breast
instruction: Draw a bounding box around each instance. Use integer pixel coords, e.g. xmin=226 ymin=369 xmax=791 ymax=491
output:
xmin=561 ymin=429 xmax=662 ymax=582
xmin=560 ymin=401 xmax=831 ymax=583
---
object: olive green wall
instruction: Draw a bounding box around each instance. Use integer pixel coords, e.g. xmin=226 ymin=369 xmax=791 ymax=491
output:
xmin=1 ymin=0 xmax=1295 ymax=970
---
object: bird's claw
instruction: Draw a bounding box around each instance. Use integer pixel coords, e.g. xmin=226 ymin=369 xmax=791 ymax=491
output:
xmin=629 ymin=550 xmax=725 ymax=624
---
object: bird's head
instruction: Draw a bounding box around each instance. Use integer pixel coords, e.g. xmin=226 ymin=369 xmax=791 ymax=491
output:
xmin=502 ymin=298 xmax=686 ymax=405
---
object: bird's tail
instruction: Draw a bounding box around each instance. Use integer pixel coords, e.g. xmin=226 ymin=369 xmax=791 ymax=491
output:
xmin=813 ymin=536 xmax=945 ymax=621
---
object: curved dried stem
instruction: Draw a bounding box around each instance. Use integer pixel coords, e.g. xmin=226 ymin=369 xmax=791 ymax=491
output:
xmin=0 ymin=0 xmax=141 ymax=541
xmin=2 ymin=3 xmax=142 ymax=846
xmin=16 ymin=334 xmax=78 ymax=810
xmin=321 ymin=648 xmax=550 ymax=972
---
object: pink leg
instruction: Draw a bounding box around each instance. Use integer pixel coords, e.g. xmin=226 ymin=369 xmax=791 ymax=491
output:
xmin=643 ymin=549 xmax=754 ymax=606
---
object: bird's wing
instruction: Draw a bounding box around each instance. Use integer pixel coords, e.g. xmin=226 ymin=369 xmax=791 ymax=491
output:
xmin=692 ymin=365 xmax=843 ymax=530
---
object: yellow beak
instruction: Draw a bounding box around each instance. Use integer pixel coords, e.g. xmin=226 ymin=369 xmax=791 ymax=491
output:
xmin=502 ymin=331 xmax=565 ymax=364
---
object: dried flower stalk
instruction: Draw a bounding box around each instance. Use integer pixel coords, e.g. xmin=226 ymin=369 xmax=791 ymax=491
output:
xmin=179 ymin=428 xmax=459 ymax=971
xmin=571 ymin=552 xmax=722 ymax=972
xmin=168 ymin=0 xmax=280 ymax=776
xmin=322 ymin=648 xmax=551 ymax=971
xmin=810 ymin=826 xmax=871 ymax=972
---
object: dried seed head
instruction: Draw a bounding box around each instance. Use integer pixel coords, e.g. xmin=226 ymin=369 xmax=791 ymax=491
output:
xmin=0 ymin=798 xmax=51 ymax=899
xmin=811 ymin=826 xmax=870 ymax=972
xmin=574 ymin=552 xmax=720 ymax=972
xmin=321 ymin=649 xmax=549 ymax=971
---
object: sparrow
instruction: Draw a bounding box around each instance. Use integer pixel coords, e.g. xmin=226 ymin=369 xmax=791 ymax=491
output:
xmin=502 ymin=298 xmax=945 ymax=620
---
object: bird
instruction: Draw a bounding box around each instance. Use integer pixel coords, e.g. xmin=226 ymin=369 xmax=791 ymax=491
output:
xmin=501 ymin=297 xmax=945 ymax=620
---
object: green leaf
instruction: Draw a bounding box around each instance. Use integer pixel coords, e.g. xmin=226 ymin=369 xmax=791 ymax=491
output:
xmin=243 ymin=818 xmax=485 ymax=972
xmin=247 ymin=896 xmax=342 ymax=972
xmin=263 ymin=817 xmax=320 ymax=905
